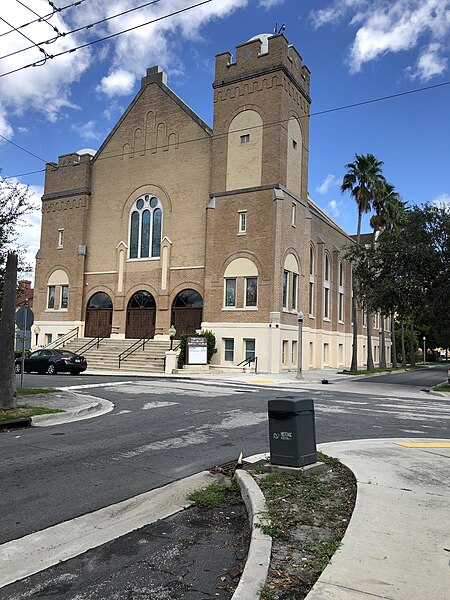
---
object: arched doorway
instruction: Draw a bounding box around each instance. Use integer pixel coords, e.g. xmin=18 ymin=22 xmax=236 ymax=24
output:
xmin=85 ymin=292 xmax=113 ymax=337
xmin=171 ymin=289 xmax=203 ymax=337
xmin=126 ymin=290 xmax=156 ymax=339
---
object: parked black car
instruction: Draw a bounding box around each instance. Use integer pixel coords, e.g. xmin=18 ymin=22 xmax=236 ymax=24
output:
xmin=15 ymin=349 xmax=87 ymax=375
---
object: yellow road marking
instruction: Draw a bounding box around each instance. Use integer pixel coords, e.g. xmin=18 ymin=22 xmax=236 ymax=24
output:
xmin=395 ymin=442 xmax=450 ymax=448
xmin=249 ymin=379 xmax=275 ymax=384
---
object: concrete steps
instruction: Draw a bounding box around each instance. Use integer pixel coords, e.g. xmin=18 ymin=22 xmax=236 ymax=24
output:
xmin=59 ymin=338 xmax=171 ymax=373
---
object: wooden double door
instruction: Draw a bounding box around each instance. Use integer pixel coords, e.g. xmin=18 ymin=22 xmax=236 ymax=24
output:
xmin=125 ymin=291 xmax=156 ymax=339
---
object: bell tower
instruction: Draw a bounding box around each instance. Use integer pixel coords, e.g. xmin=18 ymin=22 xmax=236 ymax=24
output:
xmin=210 ymin=33 xmax=311 ymax=199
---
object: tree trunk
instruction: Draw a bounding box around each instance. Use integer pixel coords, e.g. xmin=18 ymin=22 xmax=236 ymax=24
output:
xmin=391 ymin=313 xmax=398 ymax=368
xmin=366 ymin=310 xmax=374 ymax=370
xmin=350 ymin=295 xmax=358 ymax=372
xmin=0 ymin=253 xmax=18 ymax=410
xmin=380 ymin=313 xmax=387 ymax=368
xmin=401 ymin=319 xmax=406 ymax=368
xmin=409 ymin=319 xmax=416 ymax=366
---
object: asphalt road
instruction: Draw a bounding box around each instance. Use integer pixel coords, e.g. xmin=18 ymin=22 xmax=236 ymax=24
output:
xmin=2 ymin=366 xmax=448 ymax=546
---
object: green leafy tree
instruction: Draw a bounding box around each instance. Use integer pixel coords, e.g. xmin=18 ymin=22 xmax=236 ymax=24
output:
xmin=0 ymin=177 xmax=35 ymax=302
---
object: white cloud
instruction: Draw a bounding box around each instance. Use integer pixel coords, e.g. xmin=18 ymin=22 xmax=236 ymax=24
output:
xmin=327 ymin=199 xmax=343 ymax=217
xmin=0 ymin=105 xmax=13 ymax=138
xmin=432 ymin=193 xmax=450 ymax=209
xmin=406 ymin=43 xmax=448 ymax=81
xmin=310 ymin=1 xmax=450 ymax=79
xmin=258 ymin=0 xmax=285 ymax=9
xmin=317 ymin=174 xmax=339 ymax=194
xmin=72 ymin=120 xmax=102 ymax=141
xmin=97 ymin=70 xmax=136 ymax=97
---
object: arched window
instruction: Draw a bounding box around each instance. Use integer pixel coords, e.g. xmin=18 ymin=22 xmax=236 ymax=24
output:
xmin=129 ymin=195 xmax=162 ymax=259
xmin=47 ymin=269 xmax=69 ymax=310
xmin=282 ymin=253 xmax=299 ymax=311
xmin=226 ymin=110 xmax=263 ymax=191
xmin=323 ymin=251 xmax=330 ymax=319
xmin=223 ymin=258 xmax=259 ymax=309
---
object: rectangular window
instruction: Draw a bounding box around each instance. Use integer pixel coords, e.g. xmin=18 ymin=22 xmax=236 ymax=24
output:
xmin=60 ymin=285 xmax=69 ymax=309
xmin=309 ymin=281 xmax=314 ymax=316
xmin=238 ymin=211 xmax=247 ymax=234
xmin=291 ymin=203 xmax=296 ymax=226
xmin=240 ymin=134 xmax=250 ymax=143
xmin=58 ymin=229 xmax=64 ymax=248
xmin=47 ymin=286 xmax=55 ymax=309
xmin=292 ymin=340 xmax=297 ymax=366
xmin=282 ymin=270 xmax=288 ymax=309
xmin=291 ymin=273 xmax=298 ymax=311
xmin=323 ymin=343 xmax=330 ymax=365
xmin=282 ymin=340 xmax=288 ymax=365
xmin=224 ymin=338 xmax=234 ymax=362
xmin=338 ymin=292 xmax=344 ymax=321
xmin=245 ymin=339 xmax=255 ymax=361
xmin=45 ymin=333 xmax=53 ymax=345
xmin=225 ymin=278 xmax=236 ymax=307
xmin=324 ymin=287 xmax=330 ymax=319
xmin=339 ymin=343 xmax=344 ymax=365
xmin=245 ymin=277 xmax=258 ymax=307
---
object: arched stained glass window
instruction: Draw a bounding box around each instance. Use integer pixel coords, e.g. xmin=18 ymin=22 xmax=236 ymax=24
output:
xmin=129 ymin=195 xmax=163 ymax=259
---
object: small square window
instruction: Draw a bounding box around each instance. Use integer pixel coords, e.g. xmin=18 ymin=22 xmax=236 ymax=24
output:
xmin=240 ymin=134 xmax=250 ymax=143
xmin=58 ymin=229 xmax=64 ymax=248
xmin=238 ymin=211 xmax=247 ymax=234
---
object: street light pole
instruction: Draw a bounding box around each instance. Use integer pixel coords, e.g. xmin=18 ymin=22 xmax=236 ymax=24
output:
xmin=296 ymin=311 xmax=304 ymax=380
xmin=423 ymin=336 xmax=426 ymax=365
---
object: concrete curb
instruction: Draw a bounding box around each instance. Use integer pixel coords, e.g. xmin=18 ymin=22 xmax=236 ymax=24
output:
xmin=232 ymin=469 xmax=272 ymax=599
xmin=31 ymin=395 xmax=114 ymax=426
xmin=0 ymin=471 xmax=220 ymax=589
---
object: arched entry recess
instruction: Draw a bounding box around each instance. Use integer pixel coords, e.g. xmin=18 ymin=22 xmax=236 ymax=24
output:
xmin=85 ymin=292 xmax=113 ymax=337
xmin=126 ymin=290 xmax=156 ymax=339
xmin=171 ymin=289 xmax=203 ymax=336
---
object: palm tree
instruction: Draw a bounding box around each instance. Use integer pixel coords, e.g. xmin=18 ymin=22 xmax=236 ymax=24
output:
xmin=341 ymin=153 xmax=384 ymax=372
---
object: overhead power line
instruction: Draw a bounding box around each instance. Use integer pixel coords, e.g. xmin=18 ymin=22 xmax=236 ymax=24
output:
xmin=1 ymin=78 xmax=449 ymax=181
xmin=15 ymin=0 xmax=64 ymax=38
xmin=0 ymin=0 xmax=87 ymax=40
xmin=0 ymin=0 xmax=166 ymax=63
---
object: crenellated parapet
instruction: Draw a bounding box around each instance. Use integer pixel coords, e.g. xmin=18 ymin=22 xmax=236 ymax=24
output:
xmin=214 ymin=34 xmax=310 ymax=99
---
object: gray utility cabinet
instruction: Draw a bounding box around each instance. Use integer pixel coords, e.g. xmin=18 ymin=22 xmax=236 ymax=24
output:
xmin=268 ymin=397 xmax=317 ymax=467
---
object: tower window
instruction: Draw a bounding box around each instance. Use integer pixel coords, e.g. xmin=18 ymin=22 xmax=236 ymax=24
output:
xmin=238 ymin=210 xmax=247 ymax=234
xmin=240 ymin=134 xmax=250 ymax=143
xmin=292 ymin=140 xmax=297 ymax=149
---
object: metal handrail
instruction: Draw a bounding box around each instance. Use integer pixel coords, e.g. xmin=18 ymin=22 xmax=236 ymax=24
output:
xmin=237 ymin=356 xmax=258 ymax=373
xmin=118 ymin=331 xmax=157 ymax=369
xmin=76 ymin=333 xmax=110 ymax=354
xmin=45 ymin=326 xmax=79 ymax=349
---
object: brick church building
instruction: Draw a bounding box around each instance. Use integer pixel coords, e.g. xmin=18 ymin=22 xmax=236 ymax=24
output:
xmin=33 ymin=33 xmax=390 ymax=372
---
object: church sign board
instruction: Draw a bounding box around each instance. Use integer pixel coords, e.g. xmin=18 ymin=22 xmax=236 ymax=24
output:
xmin=187 ymin=337 xmax=208 ymax=365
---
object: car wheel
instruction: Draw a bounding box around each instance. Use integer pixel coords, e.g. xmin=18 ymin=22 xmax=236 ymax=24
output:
xmin=46 ymin=363 xmax=57 ymax=375
xmin=14 ymin=363 xmax=21 ymax=374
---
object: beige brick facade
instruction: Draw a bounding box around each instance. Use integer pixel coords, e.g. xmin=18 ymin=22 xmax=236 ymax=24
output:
xmin=33 ymin=35 xmax=390 ymax=372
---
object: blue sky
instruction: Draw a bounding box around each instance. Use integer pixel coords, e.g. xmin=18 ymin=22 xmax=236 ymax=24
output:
xmin=1 ymin=0 xmax=449 ymax=277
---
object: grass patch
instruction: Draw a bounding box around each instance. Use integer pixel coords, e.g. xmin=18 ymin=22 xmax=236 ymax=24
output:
xmin=16 ymin=388 xmax=58 ymax=396
xmin=188 ymin=481 xmax=241 ymax=509
xmin=0 ymin=404 xmax=63 ymax=422
xmin=434 ymin=384 xmax=450 ymax=392
xmin=258 ymin=453 xmax=356 ymax=599
xmin=339 ymin=367 xmax=397 ymax=375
